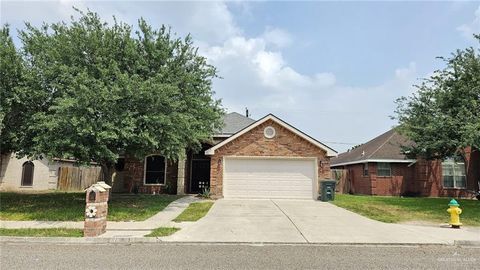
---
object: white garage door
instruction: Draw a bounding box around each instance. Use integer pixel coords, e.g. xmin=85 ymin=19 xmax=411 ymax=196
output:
xmin=223 ymin=158 xmax=317 ymax=199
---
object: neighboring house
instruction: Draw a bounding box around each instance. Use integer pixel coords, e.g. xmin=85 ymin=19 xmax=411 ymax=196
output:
xmin=0 ymin=153 xmax=76 ymax=191
xmin=330 ymin=129 xmax=479 ymax=197
xmin=123 ymin=112 xmax=338 ymax=199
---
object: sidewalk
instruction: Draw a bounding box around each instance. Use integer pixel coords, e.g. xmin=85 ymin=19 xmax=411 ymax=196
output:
xmin=0 ymin=195 xmax=199 ymax=237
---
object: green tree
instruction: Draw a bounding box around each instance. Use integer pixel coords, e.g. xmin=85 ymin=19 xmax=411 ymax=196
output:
xmin=0 ymin=25 xmax=27 ymax=155
xmin=394 ymin=34 xmax=480 ymax=160
xmin=13 ymin=9 xmax=223 ymax=182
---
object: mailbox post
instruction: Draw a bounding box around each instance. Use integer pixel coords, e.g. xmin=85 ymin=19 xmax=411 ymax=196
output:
xmin=84 ymin=181 xmax=111 ymax=237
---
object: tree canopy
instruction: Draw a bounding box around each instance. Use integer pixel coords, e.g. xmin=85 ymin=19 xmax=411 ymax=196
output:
xmin=395 ymin=34 xmax=480 ymax=160
xmin=0 ymin=25 xmax=28 ymax=154
xmin=0 ymin=9 xmax=224 ymax=179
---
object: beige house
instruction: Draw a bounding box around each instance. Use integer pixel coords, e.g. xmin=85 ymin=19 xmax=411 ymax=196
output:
xmin=0 ymin=153 xmax=76 ymax=191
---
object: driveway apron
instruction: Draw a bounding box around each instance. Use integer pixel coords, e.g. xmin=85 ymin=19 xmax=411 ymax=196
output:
xmin=165 ymin=199 xmax=306 ymax=242
xmin=165 ymin=199 xmax=480 ymax=244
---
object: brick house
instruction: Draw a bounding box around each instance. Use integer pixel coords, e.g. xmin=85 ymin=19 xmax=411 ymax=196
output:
xmin=330 ymin=129 xmax=479 ymax=197
xmin=120 ymin=112 xmax=337 ymax=199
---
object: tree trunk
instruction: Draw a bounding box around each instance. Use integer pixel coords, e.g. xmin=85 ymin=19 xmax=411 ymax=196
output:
xmin=100 ymin=162 xmax=115 ymax=186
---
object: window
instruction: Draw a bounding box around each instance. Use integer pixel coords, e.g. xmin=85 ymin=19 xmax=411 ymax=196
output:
xmin=377 ymin=162 xmax=391 ymax=177
xmin=264 ymin=126 xmax=276 ymax=138
xmin=442 ymin=157 xmax=466 ymax=188
xmin=21 ymin=161 xmax=34 ymax=186
xmin=144 ymin=155 xmax=166 ymax=185
xmin=363 ymin=163 xmax=369 ymax=176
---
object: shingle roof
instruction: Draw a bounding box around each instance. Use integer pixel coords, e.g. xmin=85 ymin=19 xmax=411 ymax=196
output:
xmin=216 ymin=112 xmax=255 ymax=136
xmin=330 ymin=128 xmax=415 ymax=166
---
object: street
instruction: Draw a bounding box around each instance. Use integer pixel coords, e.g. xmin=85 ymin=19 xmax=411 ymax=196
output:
xmin=0 ymin=242 xmax=478 ymax=269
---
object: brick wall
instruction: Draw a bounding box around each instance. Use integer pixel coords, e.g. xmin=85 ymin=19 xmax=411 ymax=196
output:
xmin=334 ymin=163 xmax=415 ymax=196
xmin=344 ymin=163 xmax=372 ymax=195
xmin=370 ymin=163 xmax=414 ymax=196
xmin=209 ymin=119 xmax=331 ymax=197
xmin=123 ymin=156 xmax=178 ymax=194
xmin=414 ymin=147 xmax=479 ymax=197
xmin=332 ymin=147 xmax=479 ymax=197
xmin=84 ymin=187 xmax=110 ymax=237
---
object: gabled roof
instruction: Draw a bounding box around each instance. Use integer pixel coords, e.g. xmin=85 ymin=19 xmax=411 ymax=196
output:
xmin=330 ymin=128 xmax=415 ymax=166
xmin=215 ymin=112 xmax=256 ymax=136
xmin=206 ymin=114 xmax=338 ymax=157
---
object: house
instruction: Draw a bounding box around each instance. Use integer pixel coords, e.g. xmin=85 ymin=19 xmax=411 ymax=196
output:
xmin=122 ymin=112 xmax=338 ymax=199
xmin=330 ymin=129 xmax=479 ymax=197
xmin=0 ymin=153 xmax=76 ymax=191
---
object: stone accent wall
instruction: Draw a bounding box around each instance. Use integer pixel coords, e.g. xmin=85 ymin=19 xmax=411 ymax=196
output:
xmin=176 ymin=159 xmax=186 ymax=195
xmin=209 ymin=119 xmax=331 ymax=198
xmin=123 ymin=156 xmax=178 ymax=194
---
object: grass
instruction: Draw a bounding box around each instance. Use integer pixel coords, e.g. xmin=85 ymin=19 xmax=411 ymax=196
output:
xmin=173 ymin=201 xmax=214 ymax=222
xmin=0 ymin=228 xmax=83 ymax=237
xmin=0 ymin=192 xmax=182 ymax=221
xmin=332 ymin=194 xmax=480 ymax=226
xmin=145 ymin=227 xmax=180 ymax=237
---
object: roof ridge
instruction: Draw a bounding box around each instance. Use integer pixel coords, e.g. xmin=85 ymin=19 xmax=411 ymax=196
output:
xmin=367 ymin=130 xmax=397 ymax=159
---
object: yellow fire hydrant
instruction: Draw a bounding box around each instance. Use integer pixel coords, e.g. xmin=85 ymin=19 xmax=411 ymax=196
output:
xmin=447 ymin=199 xmax=462 ymax=228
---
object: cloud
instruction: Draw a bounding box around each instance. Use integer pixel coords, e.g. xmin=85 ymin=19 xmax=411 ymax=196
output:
xmin=1 ymin=0 xmax=240 ymax=44
xmin=1 ymin=0 xmax=421 ymax=152
xmin=457 ymin=5 xmax=480 ymax=39
xmin=262 ymin=27 xmax=293 ymax=48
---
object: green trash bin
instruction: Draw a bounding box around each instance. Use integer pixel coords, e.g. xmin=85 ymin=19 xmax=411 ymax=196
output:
xmin=319 ymin=180 xmax=336 ymax=202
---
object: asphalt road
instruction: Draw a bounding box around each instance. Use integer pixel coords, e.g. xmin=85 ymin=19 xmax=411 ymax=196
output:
xmin=0 ymin=242 xmax=478 ymax=269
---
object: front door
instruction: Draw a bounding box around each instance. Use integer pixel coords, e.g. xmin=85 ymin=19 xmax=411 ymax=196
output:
xmin=190 ymin=159 xmax=211 ymax=193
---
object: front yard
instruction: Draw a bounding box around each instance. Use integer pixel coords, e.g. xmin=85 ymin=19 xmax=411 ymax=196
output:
xmin=0 ymin=192 xmax=182 ymax=221
xmin=332 ymin=194 xmax=480 ymax=226
xmin=0 ymin=228 xmax=83 ymax=237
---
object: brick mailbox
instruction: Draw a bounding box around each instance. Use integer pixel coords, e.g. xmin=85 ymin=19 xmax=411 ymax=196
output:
xmin=84 ymin=181 xmax=111 ymax=237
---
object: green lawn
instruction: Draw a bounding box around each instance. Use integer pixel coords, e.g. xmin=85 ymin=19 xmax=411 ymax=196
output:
xmin=145 ymin=227 xmax=180 ymax=237
xmin=0 ymin=192 xmax=182 ymax=221
xmin=0 ymin=228 xmax=83 ymax=237
xmin=173 ymin=201 xmax=214 ymax=222
xmin=332 ymin=194 xmax=480 ymax=226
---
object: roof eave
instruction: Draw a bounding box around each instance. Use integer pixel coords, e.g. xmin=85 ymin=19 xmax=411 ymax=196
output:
xmin=331 ymin=159 xmax=417 ymax=167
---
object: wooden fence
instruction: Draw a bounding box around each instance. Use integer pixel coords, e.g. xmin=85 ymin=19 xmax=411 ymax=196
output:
xmin=331 ymin=169 xmax=350 ymax=194
xmin=57 ymin=166 xmax=101 ymax=191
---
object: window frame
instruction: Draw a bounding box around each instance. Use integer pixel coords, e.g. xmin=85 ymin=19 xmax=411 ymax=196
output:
xmin=363 ymin=163 xmax=369 ymax=177
xmin=442 ymin=157 xmax=466 ymax=189
xmin=21 ymin=161 xmax=34 ymax=187
xmin=143 ymin=155 xmax=167 ymax=186
xmin=377 ymin=162 xmax=391 ymax=177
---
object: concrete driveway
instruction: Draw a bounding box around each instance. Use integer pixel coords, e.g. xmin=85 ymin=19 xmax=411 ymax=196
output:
xmin=164 ymin=199 xmax=480 ymax=244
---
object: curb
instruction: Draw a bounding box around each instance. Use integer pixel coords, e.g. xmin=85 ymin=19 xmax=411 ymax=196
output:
xmin=454 ymin=240 xmax=480 ymax=247
xmin=0 ymin=236 xmax=461 ymax=247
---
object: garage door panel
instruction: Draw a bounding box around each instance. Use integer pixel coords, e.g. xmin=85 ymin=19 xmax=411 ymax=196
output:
xmin=225 ymin=190 xmax=312 ymax=199
xmin=223 ymin=158 xmax=316 ymax=199
xmin=226 ymin=184 xmax=312 ymax=191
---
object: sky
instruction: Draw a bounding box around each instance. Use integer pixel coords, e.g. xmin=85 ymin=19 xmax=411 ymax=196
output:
xmin=1 ymin=0 xmax=479 ymax=153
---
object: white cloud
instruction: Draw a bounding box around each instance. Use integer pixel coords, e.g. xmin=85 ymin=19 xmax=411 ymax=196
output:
xmin=457 ymin=5 xmax=480 ymax=39
xmin=1 ymin=0 xmax=421 ymax=152
xmin=1 ymin=0 xmax=240 ymax=44
xmin=262 ymin=27 xmax=293 ymax=48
